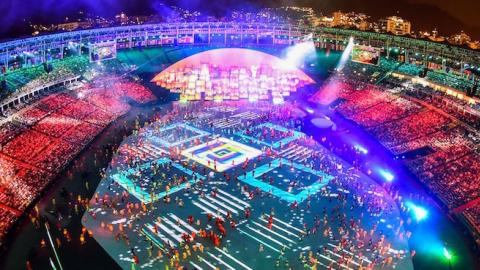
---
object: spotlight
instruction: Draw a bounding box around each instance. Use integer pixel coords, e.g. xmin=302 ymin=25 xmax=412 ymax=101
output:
xmin=406 ymin=201 xmax=428 ymax=222
xmin=443 ymin=247 xmax=452 ymax=261
xmin=336 ymin=37 xmax=354 ymax=71
xmin=354 ymin=144 xmax=368 ymax=154
xmin=378 ymin=169 xmax=394 ymax=182
xmin=283 ymin=34 xmax=316 ymax=68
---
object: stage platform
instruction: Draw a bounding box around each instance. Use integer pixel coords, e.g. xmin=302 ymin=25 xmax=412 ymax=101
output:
xmin=83 ymin=101 xmax=414 ymax=270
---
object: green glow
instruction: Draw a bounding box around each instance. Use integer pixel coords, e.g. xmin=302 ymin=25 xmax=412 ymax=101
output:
xmin=443 ymin=247 xmax=452 ymax=261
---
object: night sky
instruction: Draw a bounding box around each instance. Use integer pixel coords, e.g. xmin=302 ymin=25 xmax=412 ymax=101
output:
xmin=0 ymin=0 xmax=478 ymax=40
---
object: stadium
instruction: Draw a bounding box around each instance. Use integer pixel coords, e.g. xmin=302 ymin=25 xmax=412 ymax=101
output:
xmin=0 ymin=17 xmax=479 ymax=270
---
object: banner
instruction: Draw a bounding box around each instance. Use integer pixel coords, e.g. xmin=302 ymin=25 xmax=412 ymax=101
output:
xmin=351 ymin=45 xmax=380 ymax=66
xmin=89 ymin=42 xmax=117 ymax=62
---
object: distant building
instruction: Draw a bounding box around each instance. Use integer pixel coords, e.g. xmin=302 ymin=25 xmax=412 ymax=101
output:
xmin=312 ymin=16 xmax=334 ymax=28
xmin=419 ymin=29 xmax=446 ymax=42
xmin=379 ymin=16 xmax=411 ymax=36
xmin=467 ymin=41 xmax=480 ymax=50
xmin=57 ymin=22 xmax=80 ymax=32
xmin=331 ymin=11 xmax=370 ymax=30
xmin=448 ymin=31 xmax=472 ymax=45
xmin=332 ymin=11 xmax=347 ymax=27
xmin=115 ymin=13 xmax=129 ymax=25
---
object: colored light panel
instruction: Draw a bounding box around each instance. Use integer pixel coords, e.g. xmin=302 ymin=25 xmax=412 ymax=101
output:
xmin=181 ymin=137 xmax=262 ymax=172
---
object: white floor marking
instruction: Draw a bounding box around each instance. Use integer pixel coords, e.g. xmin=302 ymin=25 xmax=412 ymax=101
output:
xmin=146 ymin=224 xmax=176 ymax=247
xmin=251 ymin=221 xmax=296 ymax=244
xmin=327 ymin=243 xmax=372 ymax=263
xmin=238 ymin=228 xmax=280 ymax=253
xmin=197 ymin=256 xmax=217 ymax=270
xmin=162 ymin=218 xmax=187 ymax=235
xmin=246 ymin=225 xmax=289 ymax=248
xmin=155 ymin=221 xmax=183 ymax=243
xmin=216 ymin=189 xmax=250 ymax=207
xmin=190 ymin=261 xmax=204 ymax=270
xmin=207 ymin=252 xmax=235 ymax=270
xmin=215 ymin=247 xmax=253 ymax=270
xmin=326 ymin=249 xmax=360 ymax=266
xmin=199 ymin=198 xmax=228 ymax=216
xmin=206 ymin=195 xmax=239 ymax=214
xmin=168 ymin=213 xmax=198 ymax=233
xmin=192 ymin=201 xmax=223 ymax=219
xmin=215 ymin=194 xmax=246 ymax=211
xmin=272 ymin=217 xmax=305 ymax=234
xmin=258 ymin=218 xmax=298 ymax=237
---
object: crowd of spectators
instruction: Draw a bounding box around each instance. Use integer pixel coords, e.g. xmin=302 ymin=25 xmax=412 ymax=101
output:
xmin=464 ymin=205 xmax=480 ymax=235
xmin=315 ymin=73 xmax=480 ymax=233
xmin=426 ymin=70 xmax=473 ymax=92
xmin=337 ymin=86 xmax=398 ymax=116
xmin=0 ymin=122 xmax=26 ymax=146
xmin=391 ymin=126 xmax=473 ymax=155
xmin=405 ymin=87 xmax=480 ymax=129
xmin=419 ymin=153 xmax=480 ymax=208
xmin=348 ymin=97 xmax=422 ymax=128
xmin=0 ymin=76 xmax=156 ymax=246
xmin=369 ymin=110 xmax=451 ymax=148
xmin=0 ymin=56 xmax=90 ymax=100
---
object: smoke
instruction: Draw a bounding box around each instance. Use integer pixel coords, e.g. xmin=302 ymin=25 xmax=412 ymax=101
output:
xmin=283 ymin=34 xmax=317 ymax=68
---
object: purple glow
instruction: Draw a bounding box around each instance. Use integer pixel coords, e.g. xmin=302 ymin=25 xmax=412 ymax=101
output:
xmin=378 ymin=168 xmax=394 ymax=182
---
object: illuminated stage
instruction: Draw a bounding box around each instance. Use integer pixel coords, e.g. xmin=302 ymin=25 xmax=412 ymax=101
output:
xmin=181 ymin=137 xmax=263 ymax=172
xmin=83 ymin=101 xmax=414 ymax=270
xmin=151 ymin=48 xmax=315 ymax=102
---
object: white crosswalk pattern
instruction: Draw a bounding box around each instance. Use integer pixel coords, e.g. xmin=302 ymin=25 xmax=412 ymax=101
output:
xmin=206 ymin=195 xmax=238 ymax=214
xmin=190 ymin=261 xmax=204 ymax=270
xmin=215 ymin=193 xmax=246 ymax=211
xmin=216 ymin=189 xmax=250 ymax=207
xmin=197 ymin=256 xmax=217 ymax=270
xmin=192 ymin=201 xmax=223 ymax=219
xmin=215 ymin=247 xmax=253 ymax=270
xmin=251 ymin=221 xmax=296 ymax=244
xmin=162 ymin=218 xmax=187 ymax=235
xmin=258 ymin=218 xmax=299 ymax=238
xmin=272 ymin=217 xmax=305 ymax=234
xmin=207 ymin=252 xmax=235 ymax=270
xmin=168 ymin=213 xmax=198 ymax=233
xmin=246 ymin=225 xmax=289 ymax=248
xmin=145 ymin=224 xmax=176 ymax=247
xmin=198 ymin=198 xmax=228 ymax=216
xmin=155 ymin=221 xmax=183 ymax=243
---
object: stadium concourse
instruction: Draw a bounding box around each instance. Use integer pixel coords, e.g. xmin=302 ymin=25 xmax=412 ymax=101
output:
xmin=0 ymin=44 xmax=478 ymax=270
